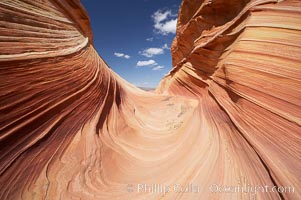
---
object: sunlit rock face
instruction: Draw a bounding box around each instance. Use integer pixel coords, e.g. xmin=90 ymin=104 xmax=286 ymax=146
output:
xmin=157 ymin=0 xmax=301 ymax=199
xmin=0 ymin=0 xmax=300 ymax=200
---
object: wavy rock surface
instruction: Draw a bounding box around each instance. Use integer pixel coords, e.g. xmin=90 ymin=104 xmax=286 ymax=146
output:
xmin=0 ymin=0 xmax=300 ymax=199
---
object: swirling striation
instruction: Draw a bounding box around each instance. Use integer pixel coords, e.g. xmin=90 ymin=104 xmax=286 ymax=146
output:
xmin=0 ymin=0 xmax=300 ymax=199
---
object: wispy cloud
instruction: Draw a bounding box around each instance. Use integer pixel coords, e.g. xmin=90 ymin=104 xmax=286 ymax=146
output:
xmin=162 ymin=43 xmax=169 ymax=49
xmin=152 ymin=10 xmax=177 ymax=35
xmin=152 ymin=65 xmax=164 ymax=71
xmin=146 ymin=37 xmax=154 ymax=42
xmin=139 ymin=43 xmax=169 ymax=57
xmin=152 ymin=10 xmax=171 ymax=24
xmin=124 ymin=55 xmax=130 ymax=59
xmin=136 ymin=60 xmax=157 ymax=67
xmin=114 ymin=52 xmax=130 ymax=59
xmin=140 ymin=47 xmax=164 ymax=57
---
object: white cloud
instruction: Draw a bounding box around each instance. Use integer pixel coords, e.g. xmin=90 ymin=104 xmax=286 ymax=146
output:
xmin=114 ymin=52 xmax=130 ymax=59
xmin=146 ymin=37 xmax=154 ymax=41
xmin=154 ymin=19 xmax=177 ymax=35
xmin=152 ymin=10 xmax=171 ymax=24
xmin=152 ymin=65 xmax=164 ymax=71
xmin=143 ymin=82 xmax=149 ymax=85
xmin=114 ymin=52 xmax=124 ymax=57
xmin=140 ymin=47 xmax=164 ymax=57
xmin=136 ymin=60 xmax=157 ymax=67
xmin=139 ymin=44 xmax=169 ymax=57
xmin=162 ymin=43 xmax=169 ymax=49
xmin=152 ymin=10 xmax=177 ymax=35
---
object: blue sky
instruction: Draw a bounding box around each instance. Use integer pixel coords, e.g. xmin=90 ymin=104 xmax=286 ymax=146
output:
xmin=81 ymin=0 xmax=181 ymax=88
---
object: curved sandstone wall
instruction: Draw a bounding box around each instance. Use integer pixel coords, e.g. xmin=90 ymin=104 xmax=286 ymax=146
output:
xmin=0 ymin=0 xmax=300 ymax=199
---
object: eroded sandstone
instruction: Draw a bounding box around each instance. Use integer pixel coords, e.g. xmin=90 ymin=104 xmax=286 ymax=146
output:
xmin=0 ymin=0 xmax=300 ymax=199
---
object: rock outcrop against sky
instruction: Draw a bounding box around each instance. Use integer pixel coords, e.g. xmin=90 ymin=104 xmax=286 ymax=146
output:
xmin=0 ymin=0 xmax=300 ymax=199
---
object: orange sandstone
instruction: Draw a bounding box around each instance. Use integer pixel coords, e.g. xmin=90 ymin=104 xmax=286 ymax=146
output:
xmin=0 ymin=0 xmax=300 ymax=199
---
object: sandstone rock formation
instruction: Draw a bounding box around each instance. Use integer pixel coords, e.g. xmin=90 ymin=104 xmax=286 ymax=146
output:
xmin=0 ymin=0 xmax=300 ymax=199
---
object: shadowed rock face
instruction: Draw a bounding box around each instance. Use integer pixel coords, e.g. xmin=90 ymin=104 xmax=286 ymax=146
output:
xmin=0 ymin=0 xmax=300 ymax=199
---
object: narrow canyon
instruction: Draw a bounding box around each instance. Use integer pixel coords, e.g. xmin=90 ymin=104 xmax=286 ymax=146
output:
xmin=0 ymin=0 xmax=300 ymax=199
